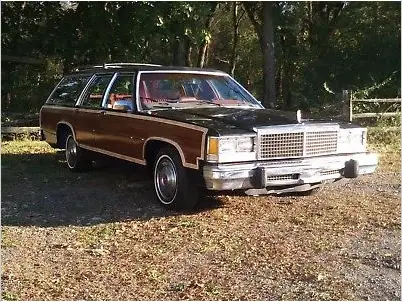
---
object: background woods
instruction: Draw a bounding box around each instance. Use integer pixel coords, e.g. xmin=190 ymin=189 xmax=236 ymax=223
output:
xmin=1 ymin=1 xmax=400 ymax=113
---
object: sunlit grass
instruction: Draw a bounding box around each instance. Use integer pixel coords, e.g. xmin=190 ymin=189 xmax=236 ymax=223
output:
xmin=1 ymin=140 xmax=56 ymax=155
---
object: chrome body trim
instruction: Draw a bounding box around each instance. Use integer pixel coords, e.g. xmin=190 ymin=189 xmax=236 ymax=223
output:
xmin=76 ymin=74 xmax=97 ymax=106
xmin=45 ymin=77 xmax=64 ymax=104
xmin=229 ymin=77 xmax=264 ymax=108
xmin=80 ymin=143 xmax=146 ymax=165
xmin=203 ymin=152 xmax=378 ymax=191
xmin=143 ymin=137 xmax=200 ymax=169
xmin=56 ymin=121 xmax=76 ymax=140
xmin=101 ymin=72 xmax=119 ymax=108
xmin=41 ymin=105 xmax=209 ymax=132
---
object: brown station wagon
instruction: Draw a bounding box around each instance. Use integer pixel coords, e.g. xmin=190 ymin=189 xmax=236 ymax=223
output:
xmin=40 ymin=63 xmax=378 ymax=210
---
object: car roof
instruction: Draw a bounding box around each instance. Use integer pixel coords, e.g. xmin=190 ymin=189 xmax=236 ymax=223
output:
xmin=69 ymin=62 xmax=224 ymax=75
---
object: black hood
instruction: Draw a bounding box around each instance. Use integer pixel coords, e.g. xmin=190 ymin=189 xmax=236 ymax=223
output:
xmin=148 ymin=107 xmax=309 ymax=135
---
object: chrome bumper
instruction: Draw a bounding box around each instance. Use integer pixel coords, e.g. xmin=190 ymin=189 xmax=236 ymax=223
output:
xmin=203 ymin=152 xmax=378 ymax=192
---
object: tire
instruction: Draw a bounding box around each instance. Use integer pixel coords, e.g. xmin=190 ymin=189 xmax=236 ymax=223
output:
xmin=65 ymin=134 xmax=92 ymax=171
xmin=153 ymin=147 xmax=199 ymax=210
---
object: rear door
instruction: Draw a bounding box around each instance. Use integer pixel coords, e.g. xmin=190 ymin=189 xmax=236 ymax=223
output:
xmin=74 ymin=73 xmax=113 ymax=148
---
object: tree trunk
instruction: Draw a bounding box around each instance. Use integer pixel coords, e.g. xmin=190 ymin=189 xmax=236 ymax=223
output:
xmin=262 ymin=2 xmax=276 ymax=108
xmin=198 ymin=43 xmax=208 ymax=68
xmin=244 ymin=2 xmax=276 ymax=108
xmin=229 ymin=2 xmax=240 ymax=76
xmin=197 ymin=3 xmax=218 ymax=68
xmin=172 ymin=38 xmax=185 ymax=66
xmin=185 ymin=36 xmax=193 ymax=67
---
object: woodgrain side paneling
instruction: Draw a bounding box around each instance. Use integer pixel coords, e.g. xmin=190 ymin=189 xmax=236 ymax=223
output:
xmin=40 ymin=105 xmax=207 ymax=169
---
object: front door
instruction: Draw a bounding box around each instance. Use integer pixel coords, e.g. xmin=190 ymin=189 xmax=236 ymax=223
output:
xmin=96 ymin=73 xmax=144 ymax=158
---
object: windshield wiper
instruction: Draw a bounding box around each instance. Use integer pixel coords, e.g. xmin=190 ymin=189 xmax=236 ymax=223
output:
xmin=194 ymin=99 xmax=222 ymax=106
xmin=173 ymin=97 xmax=222 ymax=106
xmin=142 ymin=96 xmax=224 ymax=109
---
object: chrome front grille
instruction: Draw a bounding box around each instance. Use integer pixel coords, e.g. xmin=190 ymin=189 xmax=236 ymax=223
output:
xmin=266 ymin=174 xmax=294 ymax=181
xmin=321 ymin=170 xmax=341 ymax=176
xmin=260 ymin=132 xmax=304 ymax=158
xmin=257 ymin=127 xmax=339 ymax=160
xmin=305 ymin=131 xmax=338 ymax=156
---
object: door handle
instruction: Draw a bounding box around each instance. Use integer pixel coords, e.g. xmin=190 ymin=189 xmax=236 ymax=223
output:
xmin=99 ymin=110 xmax=107 ymax=116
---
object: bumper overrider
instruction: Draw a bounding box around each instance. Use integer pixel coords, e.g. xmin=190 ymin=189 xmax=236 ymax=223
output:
xmin=203 ymin=152 xmax=377 ymax=194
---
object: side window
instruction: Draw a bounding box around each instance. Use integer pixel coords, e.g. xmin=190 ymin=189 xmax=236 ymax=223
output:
xmin=46 ymin=74 xmax=91 ymax=106
xmin=106 ymin=74 xmax=134 ymax=110
xmin=81 ymin=74 xmax=113 ymax=108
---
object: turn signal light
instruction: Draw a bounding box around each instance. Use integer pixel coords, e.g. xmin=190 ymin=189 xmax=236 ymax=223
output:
xmin=208 ymin=137 xmax=219 ymax=155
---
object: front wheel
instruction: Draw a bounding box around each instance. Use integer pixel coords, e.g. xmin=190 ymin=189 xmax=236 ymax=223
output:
xmin=65 ymin=134 xmax=92 ymax=171
xmin=153 ymin=147 xmax=199 ymax=210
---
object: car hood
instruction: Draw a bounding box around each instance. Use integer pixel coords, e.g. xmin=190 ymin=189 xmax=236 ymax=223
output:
xmin=149 ymin=107 xmax=342 ymax=136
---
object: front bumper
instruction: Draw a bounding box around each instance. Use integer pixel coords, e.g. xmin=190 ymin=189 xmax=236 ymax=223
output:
xmin=203 ymin=152 xmax=377 ymax=192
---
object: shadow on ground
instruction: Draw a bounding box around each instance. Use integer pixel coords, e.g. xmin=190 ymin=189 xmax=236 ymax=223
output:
xmin=1 ymin=151 xmax=224 ymax=227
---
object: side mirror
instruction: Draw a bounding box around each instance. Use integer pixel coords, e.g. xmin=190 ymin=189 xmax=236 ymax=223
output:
xmin=112 ymin=100 xmax=133 ymax=112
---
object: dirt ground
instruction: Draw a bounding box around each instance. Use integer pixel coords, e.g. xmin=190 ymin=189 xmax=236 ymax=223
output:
xmin=1 ymin=140 xmax=400 ymax=300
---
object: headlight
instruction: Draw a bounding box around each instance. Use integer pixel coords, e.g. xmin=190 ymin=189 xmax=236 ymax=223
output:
xmin=207 ymin=136 xmax=256 ymax=162
xmin=338 ymin=128 xmax=367 ymax=153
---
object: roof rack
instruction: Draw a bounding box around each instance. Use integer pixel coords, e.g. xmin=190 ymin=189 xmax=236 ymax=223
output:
xmin=72 ymin=62 xmax=162 ymax=72
xmin=103 ymin=62 xmax=162 ymax=68
xmin=72 ymin=65 xmax=102 ymax=72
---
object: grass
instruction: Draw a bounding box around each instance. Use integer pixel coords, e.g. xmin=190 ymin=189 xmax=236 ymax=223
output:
xmin=1 ymin=229 xmax=14 ymax=248
xmin=366 ymin=126 xmax=400 ymax=173
xmin=77 ymin=224 xmax=117 ymax=248
xmin=1 ymin=139 xmax=56 ymax=155
xmin=368 ymin=126 xmax=400 ymax=151
xmin=1 ymin=291 xmax=19 ymax=301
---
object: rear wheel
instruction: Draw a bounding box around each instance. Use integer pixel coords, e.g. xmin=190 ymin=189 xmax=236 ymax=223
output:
xmin=65 ymin=134 xmax=92 ymax=171
xmin=153 ymin=147 xmax=199 ymax=210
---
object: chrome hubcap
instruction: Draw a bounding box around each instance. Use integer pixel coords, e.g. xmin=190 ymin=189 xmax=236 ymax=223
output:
xmin=155 ymin=156 xmax=177 ymax=203
xmin=66 ymin=136 xmax=77 ymax=168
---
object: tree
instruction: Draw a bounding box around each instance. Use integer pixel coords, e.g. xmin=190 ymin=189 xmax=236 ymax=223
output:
xmin=1 ymin=1 xmax=400 ymax=113
xmin=244 ymin=2 xmax=277 ymax=108
xmin=229 ymin=2 xmax=246 ymax=76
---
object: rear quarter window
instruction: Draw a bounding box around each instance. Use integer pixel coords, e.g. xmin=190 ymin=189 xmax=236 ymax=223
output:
xmin=46 ymin=74 xmax=92 ymax=106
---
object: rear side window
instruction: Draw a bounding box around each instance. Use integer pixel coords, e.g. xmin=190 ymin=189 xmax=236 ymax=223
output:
xmin=81 ymin=74 xmax=113 ymax=108
xmin=46 ymin=74 xmax=92 ymax=106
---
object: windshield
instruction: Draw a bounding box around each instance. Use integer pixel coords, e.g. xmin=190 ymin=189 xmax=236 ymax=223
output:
xmin=138 ymin=72 xmax=262 ymax=110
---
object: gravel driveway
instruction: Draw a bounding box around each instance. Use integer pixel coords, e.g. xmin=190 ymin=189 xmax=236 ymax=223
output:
xmin=1 ymin=141 xmax=400 ymax=300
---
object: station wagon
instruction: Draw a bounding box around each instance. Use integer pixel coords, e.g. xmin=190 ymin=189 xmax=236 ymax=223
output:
xmin=40 ymin=63 xmax=378 ymax=210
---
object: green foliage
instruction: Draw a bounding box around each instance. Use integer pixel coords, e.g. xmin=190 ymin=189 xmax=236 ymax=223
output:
xmin=368 ymin=126 xmax=401 ymax=151
xmin=1 ymin=1 xmax=400 ymax=113
xmin=274 ymin=1 xmax=400 ymax=110
xmin=1 ymin=291 xmax=18 ymax=301
xmin=366 ymin=113 xmax=400 ymax=152
xmin=375 ymin=114 xmax=401 ymax=128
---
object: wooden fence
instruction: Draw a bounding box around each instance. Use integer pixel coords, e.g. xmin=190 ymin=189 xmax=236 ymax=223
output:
xmin=343 ymin=90 xmax=401 ymax=122
xmin=1 ymin=112 xmax=40 ymax=137
xmin=1 ymin=126 xmax=41 ymax=140
xmin=1 ymin=126 xmax=40 ymax=134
